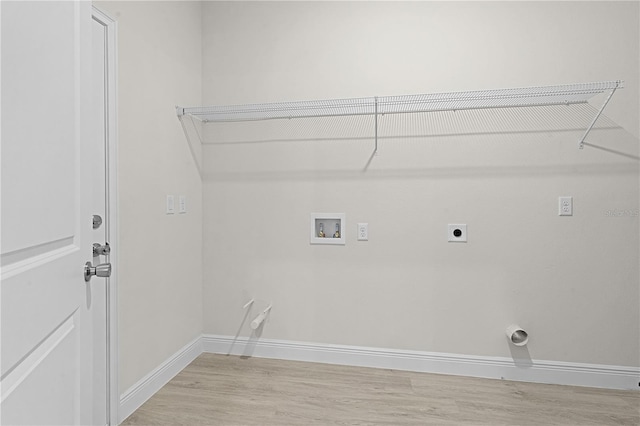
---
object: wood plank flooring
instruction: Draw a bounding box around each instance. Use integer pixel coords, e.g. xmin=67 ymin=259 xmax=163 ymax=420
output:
xmin=122 ymin=353 xmax=639 ymax=425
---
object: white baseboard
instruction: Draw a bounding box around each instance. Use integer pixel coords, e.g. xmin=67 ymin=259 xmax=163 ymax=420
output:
xmin=119 ymin=336 xmax=202 ymax=424
xmin=118 ymin=333 xmax=638 ymax=422
xmin=202 ymin=334 xmax=640 ymax=391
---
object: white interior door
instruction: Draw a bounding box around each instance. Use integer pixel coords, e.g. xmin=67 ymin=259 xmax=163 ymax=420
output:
xmin=1 ymin=2 xmax=107 ymax=424
xmin=91 ymin=14 xmax=109 ymax=426
xmin=90 ymin=7 xmax=119 ymax=425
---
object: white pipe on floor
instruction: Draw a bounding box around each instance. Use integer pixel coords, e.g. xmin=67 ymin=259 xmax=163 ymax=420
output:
xmin=250 ymin=305 xmax=272 ymax=330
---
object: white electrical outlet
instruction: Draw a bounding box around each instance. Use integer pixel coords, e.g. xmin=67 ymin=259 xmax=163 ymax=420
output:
xmin=179 ymin=195 xmax=187 ymax=214
xmin=559 ymin=196 xmax=573 ymax=216
xmin=357 ymin=223 xmax=368 ymax=241
xmin=166 ymin=195 xmax=175 ymax=214
xmin=448 ymin=224 xmax=467 ymax=242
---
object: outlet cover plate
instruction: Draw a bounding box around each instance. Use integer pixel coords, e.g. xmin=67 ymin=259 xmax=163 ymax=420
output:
xmin=166 ymin=195 xmax=175 ymax=214
xmin=357 ymin=223 xmax=368 ymax=241
xmin=559 ymin=196 xmax=573 ymax=216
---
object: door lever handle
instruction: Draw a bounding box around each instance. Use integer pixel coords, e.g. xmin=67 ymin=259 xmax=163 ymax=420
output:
xmin=84 ymin=261 xmax=111 ymax=282
xmin=93 ymin=242 xmax=111 ymax=256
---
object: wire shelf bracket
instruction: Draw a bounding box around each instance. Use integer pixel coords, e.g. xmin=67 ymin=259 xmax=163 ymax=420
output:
xmin=577 ymin=83 xmax=620 ymax=149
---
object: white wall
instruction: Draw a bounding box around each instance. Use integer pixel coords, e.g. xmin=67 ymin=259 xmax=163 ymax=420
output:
xmin=201 ymin=2 xmax=639 ymax=368
xmin=94 ymin=1 xmax=203 ymax=394
xmin=90 ymin=1 xmax=639 ymax=398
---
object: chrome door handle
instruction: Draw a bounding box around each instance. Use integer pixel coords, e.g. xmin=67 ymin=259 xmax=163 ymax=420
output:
xmin=93 ymin=242 xmax=111 ymax=256
xmin=84 ymin=261 xmax=111 ymax=282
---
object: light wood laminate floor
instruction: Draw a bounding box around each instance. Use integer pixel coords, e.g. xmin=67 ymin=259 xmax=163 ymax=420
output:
xmin=122 ymin=353 xmax=639 ymax=425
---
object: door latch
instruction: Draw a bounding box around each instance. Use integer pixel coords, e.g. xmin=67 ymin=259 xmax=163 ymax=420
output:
xmin=93 ymin=242 xmax=111 ymax=257
xmin=93 ymin=215 xmax=103 ymax=229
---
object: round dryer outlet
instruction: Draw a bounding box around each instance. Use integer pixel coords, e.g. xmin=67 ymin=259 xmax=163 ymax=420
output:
xmin=448 ymin=224 xmax=467 ymax=242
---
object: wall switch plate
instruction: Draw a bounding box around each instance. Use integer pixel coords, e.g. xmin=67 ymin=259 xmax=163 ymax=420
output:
xmin=559 ymin=196 xmax=573 ymax=216
xmin=166 ymin=195 xmax=175 ymax=214
xmin=179 ymin=195 xmax=187 ymax=214
xmin=357 ymin=223 xmax=368 ymax=241
xmin=448 ymin=224 xmax=467 ymax=242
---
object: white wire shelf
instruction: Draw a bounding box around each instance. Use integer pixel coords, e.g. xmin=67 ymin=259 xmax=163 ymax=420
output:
xmin=176 ymin=80 xmax=623 ymax=162
xmin=177 ymin=81 xmax=622 ymax=122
